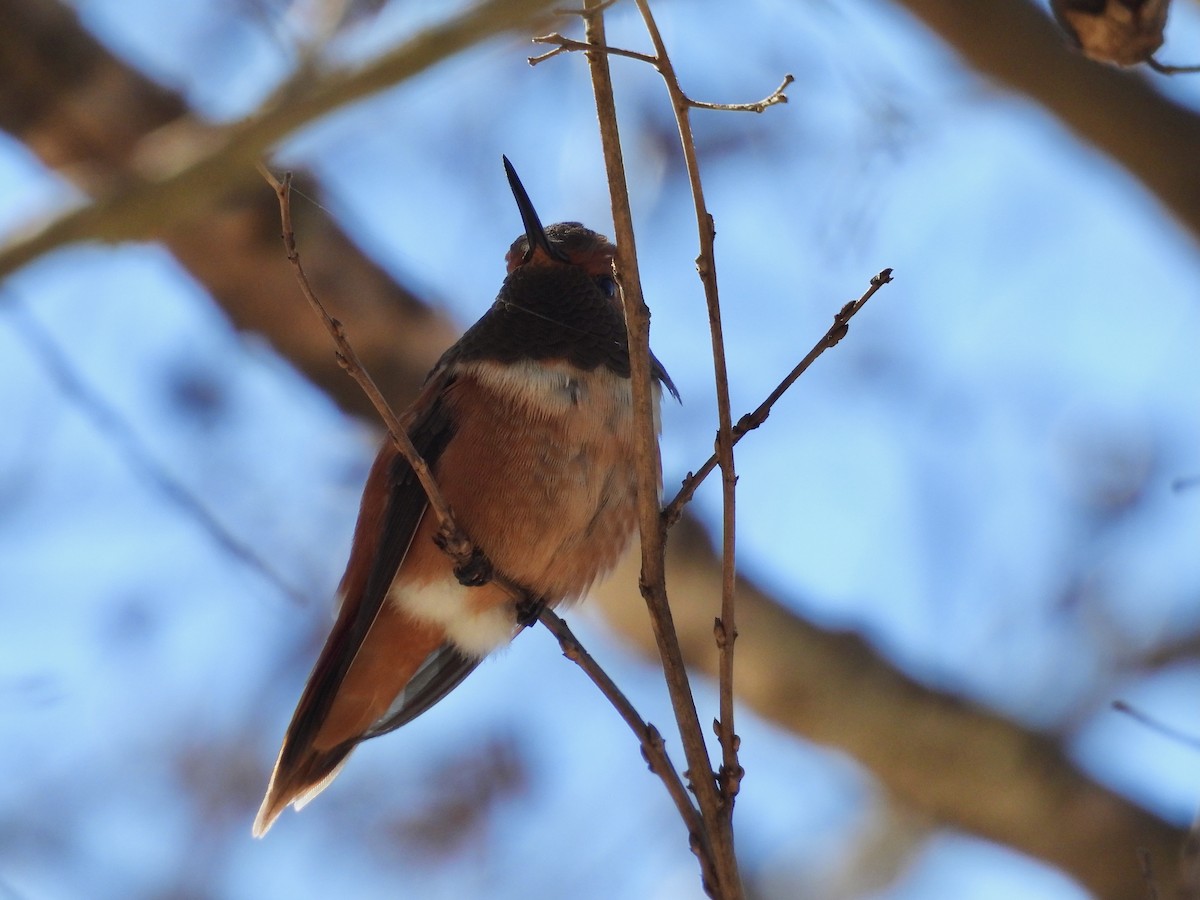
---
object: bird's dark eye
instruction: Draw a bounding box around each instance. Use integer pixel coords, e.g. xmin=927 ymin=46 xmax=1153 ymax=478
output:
xmin=596 ymin=275 xmax=618 ymax=298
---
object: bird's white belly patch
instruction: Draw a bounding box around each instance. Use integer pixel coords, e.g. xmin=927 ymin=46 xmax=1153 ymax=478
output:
xmin=390 ymin=578 xmax=516 ymax=658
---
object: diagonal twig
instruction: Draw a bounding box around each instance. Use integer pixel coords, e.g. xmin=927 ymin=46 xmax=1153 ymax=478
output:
xmin=536 ymin=607 xmax=707 ymax=846
xmin=257 ymin=165 xmax=479 ymax=571
xmin=663 ymin=268 xmax=894 ymax=527
xmin=1112 ymin=700 xmax=1200 ymax=751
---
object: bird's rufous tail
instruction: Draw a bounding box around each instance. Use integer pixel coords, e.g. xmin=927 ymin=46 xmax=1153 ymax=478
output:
xmin=253 ymin=604 xmax=445 ymax=836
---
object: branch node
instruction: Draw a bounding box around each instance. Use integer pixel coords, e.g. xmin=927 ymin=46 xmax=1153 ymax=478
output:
xmin=553 ymin=0 xmax=618 ymax=16
xmin=714 ymin=616 xmax=732 ymax=648
xmin=733 ymin=411 xmax=758 ymax=437
xmin=719 ymin=761 xmax=745 ymax=799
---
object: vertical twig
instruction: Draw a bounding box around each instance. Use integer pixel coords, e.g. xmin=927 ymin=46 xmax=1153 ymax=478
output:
xmin=580 ymin=2 xmax=735 ymax=896
xmin=632 ymin=0 xmax=743 ymax=843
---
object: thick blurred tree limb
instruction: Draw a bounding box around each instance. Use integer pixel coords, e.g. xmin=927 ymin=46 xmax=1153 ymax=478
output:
xmin=0 ymin=0 xmax=555 ymax=408
xmin=594 ymin=519 xmax=1184 ymax=899
xmin=884 ymin=0 xmax=1200 ymax=245
xmin=0 ymin=0 xmax=1192 ymax=896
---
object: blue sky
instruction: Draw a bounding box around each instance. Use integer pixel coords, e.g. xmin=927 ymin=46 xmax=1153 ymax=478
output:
xmin=2 ymin=0 xmax=1200 ymax=897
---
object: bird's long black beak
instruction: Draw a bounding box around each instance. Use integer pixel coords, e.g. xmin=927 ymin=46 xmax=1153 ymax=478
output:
xmin=503 ymin=155 xmax=566 ymax=263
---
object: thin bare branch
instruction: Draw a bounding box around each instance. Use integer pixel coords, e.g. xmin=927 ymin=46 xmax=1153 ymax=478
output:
xmin=1112 ymin=700 xmax=1200 ymax=751
xmin=258 ymin=165 xmax=488 ymax=574
xmin=528 ymin=32 xmax=791 ymax=114
xmin=1147 ymin=57 xmax=1200 ymax=75
xmin=536 ymin=606 xmax=706 ymax=846
xmin=664 ymin=268 xmax=893 ymax=527
xmin=684 ymin=74 xmax=794 ymax=113
xmin=632 ymin=0 xmax=742 ymax=846
xmin=580 ymin=1 xmax=727 ymax=894
xmin=530 ymin=33 xmax=657 ymax=66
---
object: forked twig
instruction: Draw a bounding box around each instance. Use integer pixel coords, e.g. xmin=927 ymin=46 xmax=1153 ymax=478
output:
xmin=530 ymin=32 xmax=656 ymax=66
xmin=530 ymin=9 xmax=879 ymax=895
xmin=556 ymin=3 xmax=800 ymax=894
xmin=663 ymin=268 xmax=894 ymax=527
xmin=530 ymin=32 xmax=792 ymax=114
xmin=536 ymin=10 xmax=792 ymax=865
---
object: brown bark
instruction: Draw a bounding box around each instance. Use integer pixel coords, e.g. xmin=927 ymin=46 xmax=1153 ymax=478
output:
xmin=0 ymin=1 xmax=1188 ymax=896
xmin=0 ymin=0 xmax=555 ymax=411
xmin=883 ymin=0 xmax=1200 ymax=245
xmin=594 ymin=518 xmax=1184 ymax=900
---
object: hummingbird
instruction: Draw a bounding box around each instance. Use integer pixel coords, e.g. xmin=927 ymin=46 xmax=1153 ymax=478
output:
xmin=253 ymin=157 xmax=678 ymax=836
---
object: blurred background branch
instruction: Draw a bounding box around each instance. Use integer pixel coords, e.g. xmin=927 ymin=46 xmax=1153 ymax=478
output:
xmin=885 ymin=0 xmax=1200 ymax=244
xmin=1 ymin=0 xmax=1198 ymax=897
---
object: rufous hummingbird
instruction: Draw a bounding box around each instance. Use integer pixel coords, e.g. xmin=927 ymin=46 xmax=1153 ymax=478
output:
xmin=253 ymin=157 xmax=678 ymax=835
